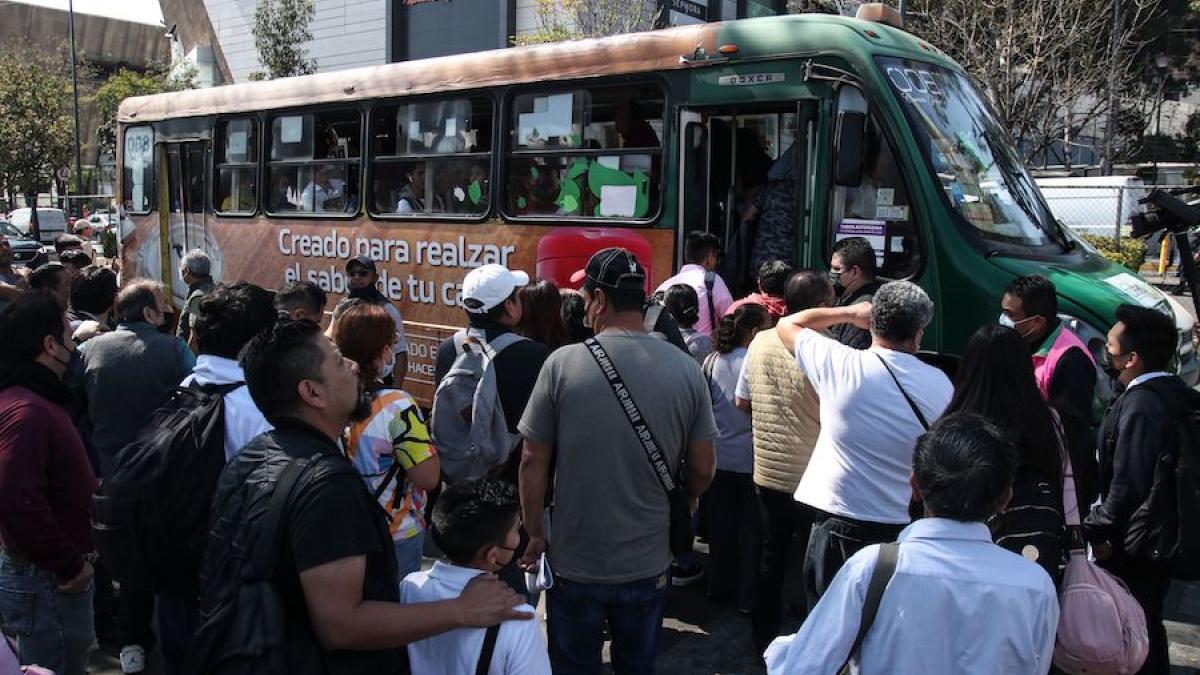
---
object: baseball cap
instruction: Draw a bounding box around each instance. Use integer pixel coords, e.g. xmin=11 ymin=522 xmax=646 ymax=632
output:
xmin=345 ymin=255 xmax=376 ymax=273
xmin=462 ymin=264 xmax=530 ymax=313
xmin=576 ymin=248 xmax=645 ymax=290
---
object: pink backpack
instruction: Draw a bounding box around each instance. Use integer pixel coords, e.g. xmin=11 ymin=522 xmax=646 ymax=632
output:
xmin=1053 ymin=470 xmax=1149 ymax=675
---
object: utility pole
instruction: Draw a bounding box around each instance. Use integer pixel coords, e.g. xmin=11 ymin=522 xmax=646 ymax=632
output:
xmin=1101 ymin=0 xmax=1120 ymax=176
xmin=68 ymin=0 xmax=84 ymax=198
xmin=898 ymin=0 xmax=908 ymax=22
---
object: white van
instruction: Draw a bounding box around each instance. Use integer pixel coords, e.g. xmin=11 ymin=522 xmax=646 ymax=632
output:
xmin=7 ymin=207 xmax=69 ymax=245
xmin=1034 ymin=176 xmax=1149 ymax=238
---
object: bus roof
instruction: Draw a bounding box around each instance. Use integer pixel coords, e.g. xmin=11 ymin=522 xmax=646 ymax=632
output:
xmin=118 ymin=14 xmax=949 ymax=124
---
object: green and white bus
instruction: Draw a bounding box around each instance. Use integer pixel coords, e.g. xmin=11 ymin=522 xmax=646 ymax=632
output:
xmin=118 ymin=4 xmax=1197 ymax=403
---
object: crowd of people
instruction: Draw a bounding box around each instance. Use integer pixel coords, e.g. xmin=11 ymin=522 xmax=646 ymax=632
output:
xmin=0 ymin=228 xmax=1196 ymax=675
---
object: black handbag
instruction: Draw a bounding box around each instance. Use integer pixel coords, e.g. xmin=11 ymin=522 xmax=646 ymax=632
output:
xmin=583 ymin=337 xmax=694 ymax=556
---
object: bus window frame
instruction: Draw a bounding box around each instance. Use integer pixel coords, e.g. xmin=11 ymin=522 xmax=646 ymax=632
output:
xmin=212 ymin=115 xmax=261 ymax=218
xmin=499 ymin=76 xmax=670 ymax=227
xmin=263 ymin=104 xmax=366 ymax=220
xmin=366 ymin=91 xmax=498 ymax=224
xmin=122 ymin=124 xmax=156 ymax=216
xmin=822 ymin=93 xmax=926 ymax=283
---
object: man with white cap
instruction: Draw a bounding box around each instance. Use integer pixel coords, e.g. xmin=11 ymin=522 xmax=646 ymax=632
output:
xmin=434 ymin=263 xmax=550 ymax=478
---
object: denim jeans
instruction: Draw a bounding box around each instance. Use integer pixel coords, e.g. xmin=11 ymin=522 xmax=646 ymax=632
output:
xmin=393 ymin=531 xmax=426 ymax=579
xmin=802 ymin=511 xmax=905 ymax=612
xmin=0 ymin=552 xmax=95 ymax=675
xmin=546 ymin=570 xmax=670 ymax=675
xmin=157 ymin=591 xmax=199 ymax=675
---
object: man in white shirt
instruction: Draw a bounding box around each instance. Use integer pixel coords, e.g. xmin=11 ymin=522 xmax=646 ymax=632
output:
xmin=181 ymin=282 xmax=275 ymax=460
xmin=765 ymin=412 xmax=1059 ymax=675
xmin=403 ymin=479 xmax=551 ymax=675
xmin=300 ymin=167 xmax=339 ymax=212
xmin=776 ymin=280 xmax=953 ymax=610
xmin=655 ymin=231 xmax=733 ymax=336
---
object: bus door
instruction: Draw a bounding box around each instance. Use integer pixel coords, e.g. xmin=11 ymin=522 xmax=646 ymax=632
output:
xmin=159 ymin=141 xmax=211 ymax=304
xmin=678 ymin=102 xmax=819 ymax=295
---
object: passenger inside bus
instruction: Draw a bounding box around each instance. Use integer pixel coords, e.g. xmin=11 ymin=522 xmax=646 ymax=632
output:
xmin=300 ymin=167 xmax=339 ymax=212
xmin=269 ymin=174 xmax=295 ymax=213
xmin=395 ymin=163 xmax=445 ymax=214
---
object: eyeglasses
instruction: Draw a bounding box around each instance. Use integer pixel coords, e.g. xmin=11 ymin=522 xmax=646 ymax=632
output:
xmin=1100 ymin=349 xmax=1129 ymax=367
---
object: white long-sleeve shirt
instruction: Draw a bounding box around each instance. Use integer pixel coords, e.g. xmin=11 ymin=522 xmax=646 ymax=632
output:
xmin=401 ymin=562 xmax=551 ymax=675
xmin=765 ymin=518 xmax=1059 ymax=675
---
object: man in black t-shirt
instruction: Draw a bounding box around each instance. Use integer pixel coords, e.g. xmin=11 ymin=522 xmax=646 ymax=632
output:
xmin=828 ymin=237 xmax=882 ymax=350
xmin=193 ymin=320 xmax=530 ymax=674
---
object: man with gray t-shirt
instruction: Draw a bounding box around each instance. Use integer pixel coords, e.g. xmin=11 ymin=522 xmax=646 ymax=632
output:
xmin=519 ymin=247 xmax=717 ymax=674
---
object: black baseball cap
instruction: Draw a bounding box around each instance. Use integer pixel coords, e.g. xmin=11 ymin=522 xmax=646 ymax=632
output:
xmin=346 ymin=255 xmax=377 ymax=273
xmin=578 ymin=247 xmax=646 ymax=290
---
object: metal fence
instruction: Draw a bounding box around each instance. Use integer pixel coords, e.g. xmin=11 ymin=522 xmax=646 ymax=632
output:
xmin=1035 ymin=183 xmax=1183 ymax=240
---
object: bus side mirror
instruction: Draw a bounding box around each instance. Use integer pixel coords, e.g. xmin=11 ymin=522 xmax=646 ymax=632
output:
xmin=835 ymin=111 xmax=867 ymax=187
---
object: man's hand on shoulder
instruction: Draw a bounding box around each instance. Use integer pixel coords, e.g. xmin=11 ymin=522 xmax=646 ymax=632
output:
xmin=457 ymin=573 xmax=533 ymax=626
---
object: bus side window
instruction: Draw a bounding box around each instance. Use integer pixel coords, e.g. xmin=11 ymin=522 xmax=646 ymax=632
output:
xmin=369 ymin=96 xmax=493 ymax=218
xmin=505 ymin=83 xmax=663 ymax=220
xmin=267 ymin=109 xmax=361 ymax=215
xmin=830 ymin=115 xmax=920 ymax=279
xmin=214 ymin=118 xmax=258 ymax=214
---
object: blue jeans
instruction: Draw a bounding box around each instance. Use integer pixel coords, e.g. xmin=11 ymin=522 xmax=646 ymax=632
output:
xmin=393 ymin=531 xmax=426 ymax=579
xmin=546 ymin=570 xmax=670 ymax=675
xmin=0 ymin=552 xmax=95 ymax=675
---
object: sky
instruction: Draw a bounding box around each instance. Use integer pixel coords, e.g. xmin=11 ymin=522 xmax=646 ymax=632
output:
xmin=5 ymin=0 xmax=165 ymax=26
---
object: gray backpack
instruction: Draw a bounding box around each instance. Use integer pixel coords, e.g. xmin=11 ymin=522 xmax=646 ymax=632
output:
xmin=430 ymin=329 xmax=527 ymax=482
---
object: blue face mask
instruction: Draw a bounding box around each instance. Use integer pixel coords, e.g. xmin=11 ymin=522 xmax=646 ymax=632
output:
xmin=381 ymin=352 xmax=396 ymax=379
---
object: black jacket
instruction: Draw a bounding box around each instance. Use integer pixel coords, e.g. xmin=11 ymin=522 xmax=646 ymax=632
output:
xmin=831 ymin=280 xmax=882 ymax=350
xmin=1085 ymin=375 xmax=1200 ymax=556
xmin=194 ymin=418 xmax=406 ymax=674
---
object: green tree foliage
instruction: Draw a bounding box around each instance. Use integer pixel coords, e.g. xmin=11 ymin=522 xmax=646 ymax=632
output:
xmin=251 ymin=0 xmax=317 ymax=79
xmin=94 ymin=64 xmax=196 ymax=158
xmin=0 ymin=46 xmax=74 ymax=202
xmin=514 ymin=0 xmax=659 ymax=45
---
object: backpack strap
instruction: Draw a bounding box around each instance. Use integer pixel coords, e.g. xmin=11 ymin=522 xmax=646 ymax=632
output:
xmin=702 ymin=351 xmax=718 ymax=385
xmin=474 ymin=623 xmax=501 ymax=675
xmin=839 ymin=543 xmax=899 ymax=674
xmin=246 ymin=456 xmax=321 ymax=581
xmin=644 ymin=303 xmax=664 ymax=334
xmin=703 ymin=271 xmax=717 ymax=330
xmin=480 ymin=332 xmax=528 ymax=360
xmin=873 ymin=353 xmax=930 ymax=431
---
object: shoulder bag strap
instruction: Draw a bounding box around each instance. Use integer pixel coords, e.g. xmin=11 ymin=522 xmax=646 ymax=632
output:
xmin=839 ymin=542 xmax=900 ymax=674
xmin=704 ymin=271 xmax=717 ymax=329
xmin=702 ymin=351 xmax=718 ymax=385
xmin=873 ymin=353 xmax=930 ymax=431
xmin=582 ymin=337 xmax=679 ymax=494
xmin=474 ymin=623 xmax=502 ymax=675
xmin=247 ymin=456 xmax=318 ymax=581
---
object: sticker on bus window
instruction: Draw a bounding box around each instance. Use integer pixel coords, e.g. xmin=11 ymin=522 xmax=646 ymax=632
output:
xmin=876 ymin=205 xmax=908 ymax=221
xmin=445 ymin=118 xmax=457 ymax=137
xmin=599 ymin=185 xmax=637 ymax=217
xmin=280 ymin=116 xmax=303 ymax=144
xmin=519 ymin=93 xmax=574 ymax=146
xmin=228 ymin=130 xmax=248 ymax=159
xmin=836 ymin=219 xmax=887 ymax=266
xmin=877 ymin=188 xmax=895 ymax=206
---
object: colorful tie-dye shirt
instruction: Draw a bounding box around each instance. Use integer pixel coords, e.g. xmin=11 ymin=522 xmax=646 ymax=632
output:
xmin=345 ymin=389 xmax=437 ymax=542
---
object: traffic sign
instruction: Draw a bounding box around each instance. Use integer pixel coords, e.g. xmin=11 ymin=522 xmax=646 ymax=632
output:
xmin=57 ymin=166 xmax=71 ymax=181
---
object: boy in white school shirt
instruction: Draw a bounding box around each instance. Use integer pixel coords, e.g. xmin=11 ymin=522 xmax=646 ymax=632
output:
xmin=401 ymin=480 xmax=551 ymax=675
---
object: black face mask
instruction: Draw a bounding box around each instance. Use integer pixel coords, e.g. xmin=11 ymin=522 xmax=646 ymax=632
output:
xmin=1099 ymin=349 xmax=1126 ymax=382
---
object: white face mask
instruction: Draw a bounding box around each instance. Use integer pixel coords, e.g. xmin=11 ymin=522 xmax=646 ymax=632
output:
xmin=998 ymin=313 xmax=1016 ymax=329
xmin=381 ymin=352 xmax=396 ymax=379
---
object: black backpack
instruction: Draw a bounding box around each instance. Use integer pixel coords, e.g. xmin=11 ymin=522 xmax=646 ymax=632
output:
xmin=92 ymin=381 xmax=243 ymax=594
xmin=1124 ymin=380 xmax=1200 ymax=580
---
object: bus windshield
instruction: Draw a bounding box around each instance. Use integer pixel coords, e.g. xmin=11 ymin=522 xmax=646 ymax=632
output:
xmin=877 ymin=57 xmax=1064 ymax=250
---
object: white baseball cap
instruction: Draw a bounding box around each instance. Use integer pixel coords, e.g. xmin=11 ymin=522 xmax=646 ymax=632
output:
xmin=461 ymin=264 xmax=530 ymax=313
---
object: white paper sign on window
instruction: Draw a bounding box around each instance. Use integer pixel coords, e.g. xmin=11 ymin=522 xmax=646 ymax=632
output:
xmin=280 ymin=116 xmax=303 ymax=144
xmin=599 ymin=185 xmax=637 ymax=217
xmin=519 ymin=93 xmax=575 ymax=145
xmin=228 ymin=130 xmax=247 ymax=160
